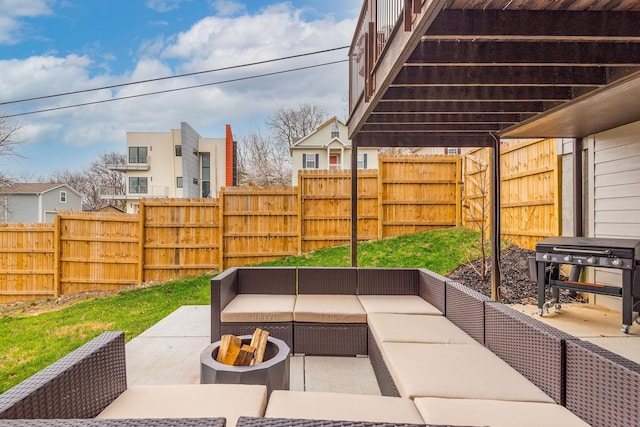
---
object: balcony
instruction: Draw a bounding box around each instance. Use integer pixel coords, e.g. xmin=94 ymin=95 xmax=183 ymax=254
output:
xmin=348 ymin=0 xmax=640 ymax=147
xmin=107 ymin=157 xmax=151 ymax=172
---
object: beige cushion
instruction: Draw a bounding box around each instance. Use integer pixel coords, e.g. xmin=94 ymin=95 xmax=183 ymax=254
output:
xmin=368 ymin=313 xmax=479 ymax=345
xmin=221 ymin=294 xmax=296 ymax=322
xmin=97 ymin=384 xmax=267 ymax=427
xmin=266 ymin=390 xmax=425 ymax=424
xmin=358 ymin=295 xmax=441 ymax=315
xmin=382 ymin=342 xmax=554 ymax=403
xmin=293 ymin=295 xmax=366 ymax=323
xmin=414 ymin=397 xmax=590 ymax=427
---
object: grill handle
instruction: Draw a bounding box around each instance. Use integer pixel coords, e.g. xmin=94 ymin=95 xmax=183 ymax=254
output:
xmin=553 ymin=247 xmax=612 ymax=255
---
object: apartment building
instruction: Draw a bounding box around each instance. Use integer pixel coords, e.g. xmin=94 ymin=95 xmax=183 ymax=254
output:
xmin=105 ymin=122 xmax=236 ymax=213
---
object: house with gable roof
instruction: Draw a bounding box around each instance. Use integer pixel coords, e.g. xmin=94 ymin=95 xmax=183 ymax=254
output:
xmin=0 ymin=183 xmax=83 ymax=223
xmin=290 ymin=117 xmax=378 ymax=185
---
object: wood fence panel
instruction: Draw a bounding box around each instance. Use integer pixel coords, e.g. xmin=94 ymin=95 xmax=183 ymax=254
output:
xmin=142 ymin=199 xmax=221 ymax=282
xmin=299 ymin=170 xmax=378 ymax=253
xmin=380 ymin=155 xmax=462 ymax=237
xmin=500 ymin=139 xmax=560 ymax=250
xmin=0 ymin=223 xmax=55 ymax=303
xmin=222 ymin=187 xmax=298 ymax=268
xmin=463 ymin=140 xmax=561 ymax=250
xmin=58 ymin=212 xmax=139 ymax=295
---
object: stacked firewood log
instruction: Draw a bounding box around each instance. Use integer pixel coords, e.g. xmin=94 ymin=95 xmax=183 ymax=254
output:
xmin=216 ymin=328 xmax=270 ymax=366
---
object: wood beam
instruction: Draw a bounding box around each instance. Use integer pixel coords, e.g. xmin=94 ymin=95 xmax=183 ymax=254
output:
xmin=367 ymin=113 xmax=524 ymax=124
xmin=374 ymin=101 xmax=548 ymax=114
xmin=425 ymin=10 xmax=640 ymax=41
xmin=355 ymin=132 xmax=495 ymax=148
xmin=393 ymin=66 xmax=607 ymax=86
xmin=407 ymin=41 xmax=640 ymax=66
xmin=384 ymin=86 xmax=574 ymax=101
xmin=361 ymin=123 xmax=507 ymax=132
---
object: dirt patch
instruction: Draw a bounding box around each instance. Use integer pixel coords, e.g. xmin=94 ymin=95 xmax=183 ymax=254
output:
xmin=447 ymin=245 xmax=582 ymax=305
xmin=0 ymin=282 xmax=158 ymax=318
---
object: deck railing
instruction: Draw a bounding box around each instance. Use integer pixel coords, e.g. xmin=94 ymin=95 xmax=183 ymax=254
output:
xmin=349 ymin=0 xmax=423 ymax=114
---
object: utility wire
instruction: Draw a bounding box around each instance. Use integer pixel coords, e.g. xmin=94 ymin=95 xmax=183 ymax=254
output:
xmin=4 ymin=59 xmax=348 ymax=118
xmin=0 ymin=46 xmax=349 ymax=106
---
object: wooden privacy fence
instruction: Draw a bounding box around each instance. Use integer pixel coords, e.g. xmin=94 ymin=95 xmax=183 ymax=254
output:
xmin=464 ymin=139 xmax=561 ymax=250
xmin=0 ymin=151 xmax=559 ymax=303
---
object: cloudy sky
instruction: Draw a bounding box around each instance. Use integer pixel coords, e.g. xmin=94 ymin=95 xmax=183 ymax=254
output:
xmin=0 ymin=0 xmax=361 ymax=178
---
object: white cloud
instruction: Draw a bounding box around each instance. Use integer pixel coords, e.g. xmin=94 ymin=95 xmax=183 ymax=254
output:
xmin=145 ymin=0 xmax=191 ymax=13
xmin=210 ymin=0 xmax=245 ymax=17
xmin=0 ymin=0 xmax=54 ymax=44
xmin=2 ymin=2 xmax=357 ymax=177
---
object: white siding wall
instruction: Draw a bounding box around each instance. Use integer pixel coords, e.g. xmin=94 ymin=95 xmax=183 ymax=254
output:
xmin=587 ymin=120 xmax=640 ymax=310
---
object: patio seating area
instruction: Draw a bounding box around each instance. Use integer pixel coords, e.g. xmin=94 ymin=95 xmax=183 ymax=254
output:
xmin=2 ymin=267 xmax=640 ymax=427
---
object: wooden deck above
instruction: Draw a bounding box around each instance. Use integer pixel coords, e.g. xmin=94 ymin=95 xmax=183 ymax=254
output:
xmin=348 ymin=0 xmax=640 ymax=146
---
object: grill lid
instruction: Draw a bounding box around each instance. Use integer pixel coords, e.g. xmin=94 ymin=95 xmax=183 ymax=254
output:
xmin=535 ymin=236 xmax=640 ymax=259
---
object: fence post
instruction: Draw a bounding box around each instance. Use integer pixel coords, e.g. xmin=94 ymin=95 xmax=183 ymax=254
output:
xmin=297 ymin=173 xmax=303 ymax=255
xmin=138 ymin=200 xmax=145 ymax=285
xmin=377 ymin=155 xmax=384 ymax=239
xmin=53 ymin=214 xmax=61 ymax=298
xmin=455 ymin=155 xmax=463 ymax=227
xmin=219 ymin=188 xmax=225 ymax=271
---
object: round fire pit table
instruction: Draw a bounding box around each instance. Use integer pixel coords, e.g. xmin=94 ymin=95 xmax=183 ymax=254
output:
xmin=200 ymin=335 xmax=290 ymax=395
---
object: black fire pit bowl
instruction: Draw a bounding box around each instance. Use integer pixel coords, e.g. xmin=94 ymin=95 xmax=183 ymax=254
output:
xmin=200 ymin=335 xmax=290 ymax=395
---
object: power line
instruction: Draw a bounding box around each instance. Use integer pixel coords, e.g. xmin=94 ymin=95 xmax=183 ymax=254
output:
xmin=0 ymin=46 xmax=349 ymax=106
xmin=4 ymin=59 xmax=348 ymax=118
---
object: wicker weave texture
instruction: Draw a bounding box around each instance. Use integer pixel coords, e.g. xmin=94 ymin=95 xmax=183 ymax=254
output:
xmin=0 ymin=419 xmax=227 ymax=426
xmin=211 ymin=268 xmax=239 ymax=342
xmin=239 ymin=268 xmax=297 ymax=294
xmin=293 ymin=323 xmax=367 ymax=356
xmin=298 ymin=268 xmax=357 ymax=295
xmin=0 ymin=331 xmax=127 ymax=420
xmin=221 ymin=322 xmax=294 ymax=350
xmin=444 ymin=281 xmax=489 ymax=345
xmin=565 ymin=339 xmax=640 ymax=427
xmin=417 ymin=269 xmax=446 ymax=314
xmin=484 ymin=302 xmax=571 ymax=404
xmin=237 ymin=417 xmax=424 ymax=427
xmin=367 ymin=330 xmax=400 ymax=397
xmin=357 ymin=269 xmax=419 ymax=295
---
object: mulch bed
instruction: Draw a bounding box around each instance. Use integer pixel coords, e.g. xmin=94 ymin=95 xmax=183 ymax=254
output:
xmin=447 ymin=245 xmax=582 ymax=305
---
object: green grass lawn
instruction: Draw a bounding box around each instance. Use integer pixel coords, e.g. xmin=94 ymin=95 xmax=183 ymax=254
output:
xmin=0 ymin=227 xmax=480 ymax=393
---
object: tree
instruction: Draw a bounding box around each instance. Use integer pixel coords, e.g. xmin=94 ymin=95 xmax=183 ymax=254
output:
xmin=237 ymin=130 xmax=291 ymax=187
xmin=0 ymin=115 xmax=24 ymax=217
xmin=268 ymin=104 xmax=328 ymax=147
xmin=47 ymin=152 xmax=126 ymax=211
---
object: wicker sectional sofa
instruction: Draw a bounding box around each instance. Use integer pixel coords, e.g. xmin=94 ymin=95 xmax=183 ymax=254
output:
xmin=3 ymin=267 xmax=639 ymax=426
xmin=212 ymin=266 xmax=640 ymax=427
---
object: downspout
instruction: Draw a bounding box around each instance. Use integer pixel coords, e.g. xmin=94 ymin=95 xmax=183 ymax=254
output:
xmin=38 ymin=192 xmax=43 ymax=223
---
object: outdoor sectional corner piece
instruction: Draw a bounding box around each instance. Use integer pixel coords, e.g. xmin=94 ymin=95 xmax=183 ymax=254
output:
xmin=0 ymin=331 xmax=268 ymax=427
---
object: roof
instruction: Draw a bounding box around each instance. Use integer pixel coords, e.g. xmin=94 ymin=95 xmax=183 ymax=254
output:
xmin=348 ymin=0 xmax=640 ymax=146
xmin=291 ymin=117 xmax=347 ymax=148
xmin=1 ymin=183 xmax=83 ymax=197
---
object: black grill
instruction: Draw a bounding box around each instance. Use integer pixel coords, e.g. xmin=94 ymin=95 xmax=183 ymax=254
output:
xmin=535 ymin=236 xmax=640 ymax=333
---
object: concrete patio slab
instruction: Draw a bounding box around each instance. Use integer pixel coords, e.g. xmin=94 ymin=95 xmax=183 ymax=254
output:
xmin=126 ymin=306 xmax=382 ymax=394
xmin=303 ymin=356 xmax=380 ymax=395
xmin=509 ymin=303 xmax=639 ymax=338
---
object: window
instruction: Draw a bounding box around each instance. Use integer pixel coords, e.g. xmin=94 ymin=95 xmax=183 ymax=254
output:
xmin=357 ymin=153 xmax=368 ymax=169
xmin=129 ymin=147 xmax=148 ymax=163
xmin=193 ymin=178 xmax=199 ymax=185
xmin=175 ymin=145 xmax=182 ymax=156
xmin=446 ymin=148 xmax=459 ymax=155
xmin=330 ymin=121 xmax=340 ymax=138
xmin=60 ymin=191 xmax=67 ymax=203
xmin=176 ymin=177 xmax=183 ymax=188
xmin=303 ymin=153 xmax=318 ymax=169
xmin=129 ymin=177 xmax=148 ymax=194
xmin=201 ymin=153 xmax=211 ymax=197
